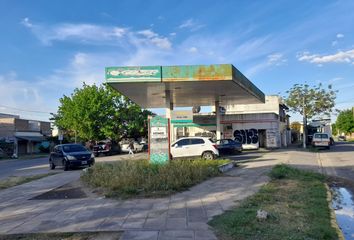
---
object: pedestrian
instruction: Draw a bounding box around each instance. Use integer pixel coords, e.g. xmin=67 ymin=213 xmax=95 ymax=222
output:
xmin=128 ymin=141 xmax=135 ymax=155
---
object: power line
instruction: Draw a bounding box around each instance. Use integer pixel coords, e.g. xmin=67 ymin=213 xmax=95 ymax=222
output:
xmin=0 ymin=104 xmax=54 ymax=114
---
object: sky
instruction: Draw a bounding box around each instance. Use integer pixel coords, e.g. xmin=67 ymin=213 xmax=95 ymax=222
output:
xmin=0 ymin=0 xmax=353 ymax=122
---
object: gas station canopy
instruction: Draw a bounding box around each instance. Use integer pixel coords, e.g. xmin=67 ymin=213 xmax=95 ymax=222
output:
xmin=106 ymin=64 xmax=265 ymax=108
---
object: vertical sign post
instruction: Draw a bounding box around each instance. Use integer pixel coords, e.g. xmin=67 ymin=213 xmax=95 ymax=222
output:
xmin=149 ymin=116 xmax=170 ymax=164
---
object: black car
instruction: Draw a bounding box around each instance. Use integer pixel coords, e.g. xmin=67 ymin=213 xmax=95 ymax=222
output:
xmin=215 ymin=139 xmax=243 ymax=155
xmin=49 ymin=144 xmax=95 ymax=171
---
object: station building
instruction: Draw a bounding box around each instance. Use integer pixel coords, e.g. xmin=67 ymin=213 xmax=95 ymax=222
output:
xmin=171 ymin=96 xmax=291 ymax=149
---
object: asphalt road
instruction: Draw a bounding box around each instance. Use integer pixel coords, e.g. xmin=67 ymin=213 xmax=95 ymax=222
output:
xmin=0 ymin=142 xmax=353 ymax=182
xmin=318 ymin=141 xmax=354 ymax=181
xmin=0 ymin=152 xmax=148 ymax=180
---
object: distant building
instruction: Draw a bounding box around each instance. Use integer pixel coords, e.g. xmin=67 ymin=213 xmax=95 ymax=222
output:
xmin=0 ymin=113 xmax=19 ymax=119
xmin=0 ymin=116 xmax=51 ymax=155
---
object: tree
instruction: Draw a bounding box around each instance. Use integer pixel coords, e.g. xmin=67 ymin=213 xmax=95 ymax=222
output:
xmin=336 ymin=109 xmax=354 ymax=135
xmin=290 ymin=121 xmax=302 ymax=132
xmin=331 ymin=123 xmax=338 ymax=136
xmin=52 ymin=83 xmax=152 ymax=142
xmin=284 ymin=83 xmax=337 ymax=148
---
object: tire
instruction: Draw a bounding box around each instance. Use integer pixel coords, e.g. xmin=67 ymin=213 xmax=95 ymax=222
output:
xmin=63 ymin=161 xmax=69 ymax=171
xmin=49 ymin=159 xmax=55 ymax=170
xmin=202 ymin=151 xmax=215 ymax=160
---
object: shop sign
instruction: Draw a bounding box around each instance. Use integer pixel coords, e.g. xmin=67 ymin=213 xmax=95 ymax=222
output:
xmin=171 ymin=110 xmax=193 ymax=123
xmin=149 ymin=116 xmax=170 ymax=164
xmin=106 ymin=66 xmax=161 ymax=82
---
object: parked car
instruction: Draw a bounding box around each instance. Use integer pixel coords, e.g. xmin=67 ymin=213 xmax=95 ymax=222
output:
xmin=120 ymin=140 xmax=144 ymax=153
xmin=338 ymin=135 xmax=346 ymax=141
xmin=170 ymin=137 xmax=219 ymax=160
xmin=92 ymin=140 xmax=120 ymax=157
xmin=49 ymin=144 xmax=95 ymax=171
xmin=215 ymin=139 xmax=242 ymax=155
xmin=312 ymin=133 xmax=331 ymax=149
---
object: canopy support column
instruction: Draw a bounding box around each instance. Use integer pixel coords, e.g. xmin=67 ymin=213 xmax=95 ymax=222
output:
xmin=165 ymin=90 xmax=174 ymax=142
xmin=215 ymin=100 xmax=221 ymax=140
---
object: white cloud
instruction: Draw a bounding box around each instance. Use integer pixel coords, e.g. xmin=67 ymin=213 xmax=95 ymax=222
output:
xmin=187 ymin=47 xmax=198 ymax=53
xmin=137 ymin=29 xmax=172 ymax=49
xmin=178 ymin=18 xmax=205 ymax=31
xmin=267 ymin=53 xmax=287 ymax=65
xmin=297 ymin=49 xmax=354 ymax=64
xmin=21 ymin=17 xmax=33 ymax=28
xmin=0 ymin=72 xmax=56 ymax=120
xmin=21 ymin=20 xmax=172 ymax=50
xmin=336 ymin=33 xmax=344 ymax=38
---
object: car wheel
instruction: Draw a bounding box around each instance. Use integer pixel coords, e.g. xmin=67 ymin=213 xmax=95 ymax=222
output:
xmin=49 ymin=159 xmax=55 ymax=170
xmin=202 ymin=151 xmax=214 ymax=160
xmin=63 ymin=161 xmax=69 ymax=171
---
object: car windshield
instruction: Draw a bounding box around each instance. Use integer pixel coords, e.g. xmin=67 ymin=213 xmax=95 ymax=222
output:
xmin=314 ymin=133 xmax=329 ymax=139
xmin=62 ymin=144 xmax=87 ymax=153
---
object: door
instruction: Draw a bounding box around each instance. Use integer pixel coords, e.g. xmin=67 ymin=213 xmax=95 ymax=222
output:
xmin=190 ymin=138 xmax=206 ymax=156
xmin=171 ymin=139 xmax=190 ymax=158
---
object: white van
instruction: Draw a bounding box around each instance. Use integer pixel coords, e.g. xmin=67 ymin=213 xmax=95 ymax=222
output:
xmin=312 ymin=133 xmax=331 ymax=149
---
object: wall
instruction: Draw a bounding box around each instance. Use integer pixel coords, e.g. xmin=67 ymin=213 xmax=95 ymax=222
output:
xmin=40 ymin=122 xmax=52 ymax=136
xmin=0 ymin=118 xmax=15 ymax=138
xmin=221 ymin=95 xmax=281 ymax=115
xmin=14 ymin=119 xmax=29 ymax=131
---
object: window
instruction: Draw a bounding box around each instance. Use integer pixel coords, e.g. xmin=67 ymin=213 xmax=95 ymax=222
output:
xmin=314 ymin=133 xmax=329 ymax=139
xmin=62 ymin=144 xmax=87 ymax=153
xmin=176 ymin=139 xmax=190 ymax=146
xmin=191 ymin=138 xmax=204 ymax=145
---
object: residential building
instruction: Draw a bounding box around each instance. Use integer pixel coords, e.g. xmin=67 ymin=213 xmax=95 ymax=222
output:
xmin=0 ymin=115 xmax=51 ymax=155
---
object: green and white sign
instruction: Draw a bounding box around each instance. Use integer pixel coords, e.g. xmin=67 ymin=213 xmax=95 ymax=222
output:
xmin=106 ymin=66 xmax=161 ymax=82
xmin=149 ymin=116 xmax=170 ymax=164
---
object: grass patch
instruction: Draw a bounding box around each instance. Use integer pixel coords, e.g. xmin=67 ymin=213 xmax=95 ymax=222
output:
xmin=209 ymin=164 xmax=338 ymax=240
xmin=0 ymin=173 xmax=57 ymax=190
xmin=81 ymin=159 xmax=230 ymax=198
xmin=0 ymin=231 xmax=122 ymax=240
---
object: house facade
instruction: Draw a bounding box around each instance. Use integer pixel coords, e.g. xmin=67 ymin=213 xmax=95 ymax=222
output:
xmin=0 ymin=116 xmax=51 ymax=155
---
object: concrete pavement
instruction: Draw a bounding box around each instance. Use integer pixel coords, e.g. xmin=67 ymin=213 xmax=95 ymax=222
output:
xmin=0 ymin=144 xmax=353 ymax=239
xmin=0 ymin=152 xmax=282 ymax=240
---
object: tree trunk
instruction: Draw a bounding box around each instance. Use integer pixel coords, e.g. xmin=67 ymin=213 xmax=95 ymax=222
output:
xmin=303 ymin=114 xmax=307 ymax=149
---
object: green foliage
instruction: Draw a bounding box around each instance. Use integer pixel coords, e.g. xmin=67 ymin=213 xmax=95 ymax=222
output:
xmin=210 ymin=164 xmax=337 ymax=240
xmin=331 ymin=123 xmax=337 ymax=136
xmin=290 ymin=121 xmax=301 ymax=132
xmin=81 ymin=159 xmax=230 ymax=198
xmin=336 ymin=109 xmax=354 ymax=134
xmin=53 ymin=83 xmax=152 ymax=141
xmin=284 ymin=83 xmax=337 ymax=119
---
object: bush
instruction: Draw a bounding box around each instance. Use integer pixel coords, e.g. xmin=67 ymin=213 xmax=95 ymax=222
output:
xmin=81 ymin=159 xmax=230 ymax=198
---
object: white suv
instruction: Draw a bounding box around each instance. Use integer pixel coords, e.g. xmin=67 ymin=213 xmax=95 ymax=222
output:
xmin=171 ymin=137 xmax=219 ymax=160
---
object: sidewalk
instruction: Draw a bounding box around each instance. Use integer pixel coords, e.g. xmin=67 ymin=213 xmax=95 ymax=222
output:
xmin=0 ymin=149 xmax=321 ymax=240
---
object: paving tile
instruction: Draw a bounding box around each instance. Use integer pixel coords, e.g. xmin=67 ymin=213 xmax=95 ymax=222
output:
xmin=143 ymin=217 xmax=166 ymax=229
xmin=187 ymin=221 xmax=209 ymax=230
xmin=122 ymin=217 xmax=146 ymax=229
xmin=158 ymin=230 xmax=194 ymax=240
xmin=120 ymin=230 xmax=158 ymax=240
xmin=195 ymin=230 xmax=217 ymax=240
xmin=165 ymin=218 xmax=186 ymax=229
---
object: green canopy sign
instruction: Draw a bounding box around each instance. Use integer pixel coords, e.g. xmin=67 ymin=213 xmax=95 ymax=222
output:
xmin=106 ymin=66 xmax=161 ymax=82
